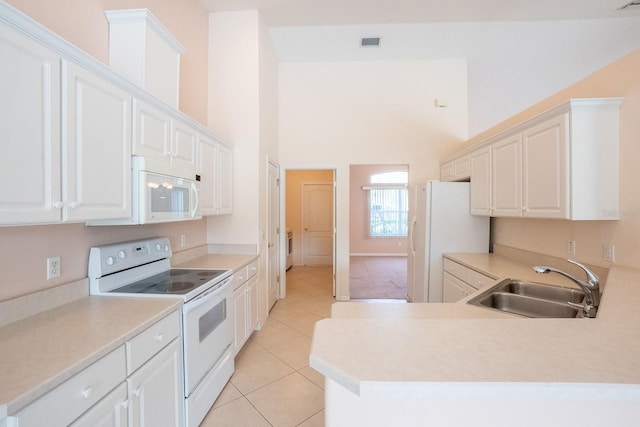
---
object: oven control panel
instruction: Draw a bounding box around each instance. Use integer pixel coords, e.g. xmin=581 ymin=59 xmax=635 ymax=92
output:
xmin=88 ymin=237 xmax=172 ymax=278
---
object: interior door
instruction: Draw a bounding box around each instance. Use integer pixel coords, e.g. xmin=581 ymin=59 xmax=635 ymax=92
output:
xmin=302 ymin=183 xmax=334 ymax=265
xmin=267 ymin=161 xmax=280 ymax=310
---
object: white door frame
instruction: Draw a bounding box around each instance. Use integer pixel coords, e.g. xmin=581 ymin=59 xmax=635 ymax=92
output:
xmin=267 ymin=159 xmax=280 ymax=310
xmin=279 ymin=166 xmax=338 ymax=299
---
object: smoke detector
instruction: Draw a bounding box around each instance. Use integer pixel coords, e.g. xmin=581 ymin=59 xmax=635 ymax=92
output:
xmin=360 ymin=37 xmax=381 ymax=47
xmin=619 ymin=1 xmax=640 ymax=9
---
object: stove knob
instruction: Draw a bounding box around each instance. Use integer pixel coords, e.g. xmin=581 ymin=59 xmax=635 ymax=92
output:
xmin=163 ymin=244 xmax=170 ymax=252
xmin=106 ymin=256 xmax=115 ymax=266
xmin=155 ymin=243 xmax=162 ymax=251
xmin=118 ymin=250 xmax=126 ymax=259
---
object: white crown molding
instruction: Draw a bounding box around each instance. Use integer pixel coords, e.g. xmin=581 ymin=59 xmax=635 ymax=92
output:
xmin=105 ymin=8 xmax=185 ymax=54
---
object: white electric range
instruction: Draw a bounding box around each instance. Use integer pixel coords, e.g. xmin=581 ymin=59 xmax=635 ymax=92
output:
xmin=88 ymin=237 xmax=234 ymax=427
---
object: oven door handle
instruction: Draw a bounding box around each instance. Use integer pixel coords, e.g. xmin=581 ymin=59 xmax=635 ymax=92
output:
xmin=183 ymin=277 xmax=231 ymax=314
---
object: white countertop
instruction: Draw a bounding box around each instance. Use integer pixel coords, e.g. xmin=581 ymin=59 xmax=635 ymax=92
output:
xmin=310 ymin=253 xmax=640 ymax=398
xmin=173 ymin=253 xmax=257 ymax=272
xmin=0 ymin=296 xmax=180 ymax=416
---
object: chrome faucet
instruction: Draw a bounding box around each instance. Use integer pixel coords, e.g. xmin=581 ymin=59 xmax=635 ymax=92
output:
xmin=533 ymin=259 xmax=600 ymax=318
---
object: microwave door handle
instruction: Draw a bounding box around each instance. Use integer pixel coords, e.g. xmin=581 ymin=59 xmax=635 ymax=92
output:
xmin=191 ymin=181 xmax=200 ymax=218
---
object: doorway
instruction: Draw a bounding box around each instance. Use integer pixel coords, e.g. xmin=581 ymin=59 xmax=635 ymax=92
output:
xmin=282 ymin=169 xmax=336 ymax=299
xmin=349 ymin=164 xmax=409 ymax=300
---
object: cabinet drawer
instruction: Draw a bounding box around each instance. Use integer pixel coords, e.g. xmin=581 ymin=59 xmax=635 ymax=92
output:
xmin=127 ymin=310 xmax=180 ymax=374
xmin=232 ymin=266 xmax=248 ymax=290
xmin=246 ymin=259 xmax=259 ymax=280
xmin=14 ymin=346 xmax=126 ymax=427
xmin=466 ymin=269 xmax=495 ymax=291
xmin=443 ymin=258 xmax=467 ymax=281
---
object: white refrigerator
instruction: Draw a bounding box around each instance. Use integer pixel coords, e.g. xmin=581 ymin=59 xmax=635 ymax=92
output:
xmin=407 ymin=181 xmax=489 ymax=303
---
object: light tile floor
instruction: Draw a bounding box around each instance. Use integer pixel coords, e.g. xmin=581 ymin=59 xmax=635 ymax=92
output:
xmin=200 ymin=265 xmax=334 ymax=427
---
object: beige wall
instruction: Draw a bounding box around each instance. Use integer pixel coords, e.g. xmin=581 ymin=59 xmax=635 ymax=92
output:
xmin=278 ymin=59 xmax=468 ymax=298
xmin=206 ymin=10 xmax=279 ymax=325
xmin=286 ymin=170 xmax=334 ymax=266
xmin=0 ymin=0 xmax=210 ymax=302
xmin=478 ymin=49 xmax=640 ymax=270
xmin=6 ymin=0 xmax=210 ymax=124
xmin=349 ymin=165 xmax=408 ymax=255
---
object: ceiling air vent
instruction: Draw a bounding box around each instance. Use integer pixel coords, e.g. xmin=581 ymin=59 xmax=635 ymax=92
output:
xmin=619 ymin=0 xmax=640 ymax=9
xmin=360 ymin=37 xmax=381 ymax=47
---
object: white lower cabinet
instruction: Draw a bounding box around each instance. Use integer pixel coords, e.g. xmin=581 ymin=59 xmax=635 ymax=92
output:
xmin=443 ymin=258 xmax=495 ymax=302
xmin=233 ymin=260 xmax=259 ymax=354
xmin=127 ymin=339 xmax=183 ymax=427
xmin=69 ymin=383 xmax=129 ymax=427
xmin=443 ymin=273 xmax=467 ymax=303
xmin=7 ymin=311 xmax=182 ymax=427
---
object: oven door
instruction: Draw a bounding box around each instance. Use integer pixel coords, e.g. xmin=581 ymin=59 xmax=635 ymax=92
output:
xmin=182 ymin=276 xmax=233 ymax=396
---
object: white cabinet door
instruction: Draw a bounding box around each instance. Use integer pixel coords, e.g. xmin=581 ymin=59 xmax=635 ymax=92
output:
xmin=443 ymin=273 xmax=467 ymax=303
xmin=70 ymin=383 xmax=129 ymax=427
xmin=492 ymin=134 xmax=522 ymax=217
xmin=0 ymin=21 xmax=61 ymax=225
xmin=64 ymin=61 xmax=131 ymax=222
xmin=132 ymin=99 xmax=171 ymax=163
xmin=128 ymin=339 xmax=183 ymax=427
xmin=233 ymin=283 xmax=248 ymax=355
xmin=469 ymin=146 xmax=492 ymax=216
xmin=171 ymin=118 xmax=198 ymax=171
xmin=199 ymin=134 xmax=233 ymax=216
xmin=247 ymin=275 xmax=259 ymax=333
xmin=198 ymin=134 xmax=216 ymax=215
xmin=522 ymin=113 xmax=568 ymax=218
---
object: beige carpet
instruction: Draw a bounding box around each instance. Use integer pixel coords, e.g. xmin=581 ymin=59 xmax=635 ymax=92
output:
xmin=349 ymin=256 xmax=407 ymax=300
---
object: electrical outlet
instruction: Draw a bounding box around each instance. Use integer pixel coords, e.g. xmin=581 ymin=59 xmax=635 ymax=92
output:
xmin=603 ymin=244 xmax=615 ymax=262
xmin=180 ymin=234 xmax=186 ymax=247
xmin=47 ymin=256 xmax=61 ymax=279
xmin=567 ymin=240 xmax=576 ymax=257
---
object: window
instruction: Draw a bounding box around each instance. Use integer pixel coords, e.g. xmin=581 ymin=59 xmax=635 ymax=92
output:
xmin=364 ymin=171 xmax=408 ymax=238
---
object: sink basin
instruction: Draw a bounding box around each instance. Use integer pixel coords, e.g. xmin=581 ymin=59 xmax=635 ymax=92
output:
xmin=472 ymin=292 xmax=581 ymax=318
xmin=467 ymin=278 xmax=586 ymax=318
xmin=494 ymin=280 xmax=585 ymax=304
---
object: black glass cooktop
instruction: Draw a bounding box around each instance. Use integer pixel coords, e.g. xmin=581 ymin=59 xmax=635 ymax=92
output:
xmin=112 ymin=269 xmax=228 ymax=295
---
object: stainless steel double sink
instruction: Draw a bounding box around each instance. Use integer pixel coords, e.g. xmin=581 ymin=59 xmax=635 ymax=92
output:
xmin=466 ymin=279 xmax=588 ymax=318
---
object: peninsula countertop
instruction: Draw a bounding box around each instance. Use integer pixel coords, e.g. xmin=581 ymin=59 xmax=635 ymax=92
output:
xmin=310 ymin=253 xmax=640 ymax=398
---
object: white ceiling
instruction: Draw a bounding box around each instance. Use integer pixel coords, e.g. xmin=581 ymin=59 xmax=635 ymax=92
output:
xmin=200 ymin=0 xmax=640 ymax=26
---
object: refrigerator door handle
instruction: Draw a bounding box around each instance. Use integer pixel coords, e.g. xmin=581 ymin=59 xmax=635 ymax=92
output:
xmin=409 ymin=216 xmax=417 ymax=254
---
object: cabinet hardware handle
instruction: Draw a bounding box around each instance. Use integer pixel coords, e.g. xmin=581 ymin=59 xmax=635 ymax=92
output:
xmin=134 ymin=388 xmax=142 ymax=397
xmin=81 ymin=387 xmax=93 ymax=399
xmin=155 ymin=333 xmax=164 ymax=342
xmin=54 ymin=201 xmax=64 ymax=209
xmin=69 ymin=202 xmax=78 ymax=209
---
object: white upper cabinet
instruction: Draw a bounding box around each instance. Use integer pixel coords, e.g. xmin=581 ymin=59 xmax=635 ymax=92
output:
xmin=132 ymin=99 xmax=171 ymax=162
xmin=440 ymin=154 xmax=470 ymax=182
xmin=133 ymin=99 xmax=198 ymax=172
xmin=64 ymin=61 xmax=131 ymax=222
xmin=522 ymin=113 xmax=568 ymax=218
xmin=1 ymin=2 xmax=230 ymax=226
xmin=0 ymin=21 xmax=62 ymax=225
xmin=199 ymin=133 xmax=233 ymax=216
xmin=466 ymin=98 xmax=622 ymax=220
xmin=0 ymin=19 xmax=131 ymax=225
xmin=491 ymin=133 xmax=522 ymax=217
xmin=469 ymin=146 xmax=492 ymax=216
xmin=171 ymin=118 xmax=198 ymax=171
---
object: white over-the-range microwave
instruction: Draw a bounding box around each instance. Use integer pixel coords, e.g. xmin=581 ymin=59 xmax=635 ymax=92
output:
xmin=89 ymin=156 xmax=201 ymax=225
